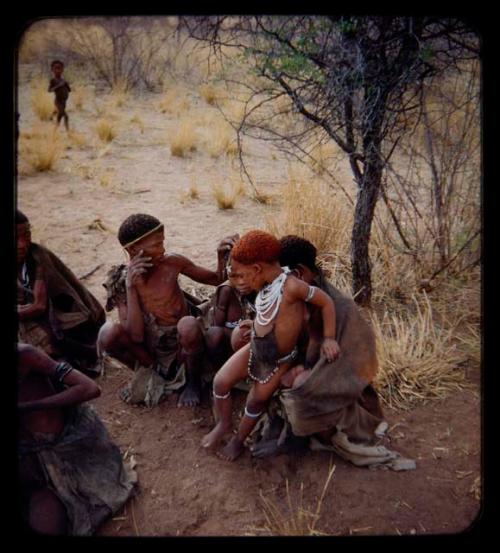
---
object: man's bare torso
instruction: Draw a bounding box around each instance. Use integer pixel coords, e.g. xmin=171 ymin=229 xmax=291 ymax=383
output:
xmin=135 ymin=255 xmax=189 ymax=327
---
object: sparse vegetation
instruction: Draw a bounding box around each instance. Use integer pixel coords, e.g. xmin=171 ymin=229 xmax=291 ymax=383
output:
xmin=95 ymin=118 xmax=118 ymax=142
xmin=19 ymin=123 xmax=62 ymax=173
xmin=170 ymin=119 xmax=198 ymax=157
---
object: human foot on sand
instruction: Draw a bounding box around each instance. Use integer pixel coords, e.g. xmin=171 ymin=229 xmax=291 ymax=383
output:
xmin=217 ymin=436 xmax=245 ymax=461
xmin=201 ymin=422 xmax=231 ymax=450
xmin=177 ymin=383 xmax=201 ymax=407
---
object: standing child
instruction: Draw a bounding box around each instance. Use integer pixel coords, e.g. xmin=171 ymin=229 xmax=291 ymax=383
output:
xmin=48 ymin=60 xmax=71 ymax=130
xmin=201 ymin=230 xmax=340 ymax=461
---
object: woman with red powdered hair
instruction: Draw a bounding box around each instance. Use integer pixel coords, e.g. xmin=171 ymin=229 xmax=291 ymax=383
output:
xmin=201 ymin=230 xmax=340 ymax=461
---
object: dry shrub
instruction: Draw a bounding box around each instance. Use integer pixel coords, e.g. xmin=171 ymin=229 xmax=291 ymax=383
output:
xmin=71 ymin=83 xmax=93 ymax=111
xmin=95 ymin=118 xmax=118 ymax=142
xmin=199 ymin=83 xmax=219 ymax=105
xmin=180 ymin=184 xmax=200 ymax=203
xmin=170 ymin=119 xmax=198 ymax=157
xmin=211 ymin=178 xmax=243 ymax=209
xmin=19 ymin=123 xmax=62 ymax=173
xmin=256 ymin=463 xmax=336 ymax=536
xmin=206 ymin=119 xmax=239 ymax=158
xmin=130 ymin=114 xmax=145 ymax=133
xmin=30 ymin=79 xmax=55 ymax=122
xmin=107 ymin=80 xmax=129 ymax=109
xmin=159 ymin=87 xmax=190 ymax=115
xmin=372 ymin=293 xmax=469 ymax=410
xmin=265 ymin=165 xmax=352 ymax=258
xmin=67 ymin=130 xmax=89 ymax=149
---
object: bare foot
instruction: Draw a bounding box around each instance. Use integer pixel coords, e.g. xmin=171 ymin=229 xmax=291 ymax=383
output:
xmin=217 ymin=436 xmax=245 ymax=461
xmin=177 ymin=384 xmax=201 ymax=407
xmin=201 ymin=422 xmax=231 ymax=451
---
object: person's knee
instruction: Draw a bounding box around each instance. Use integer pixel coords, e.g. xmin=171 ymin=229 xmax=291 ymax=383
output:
xmin=29 ymin=488 xmax=67 ymax=535
xmin=177 ymin=316 xmax=203 ymax=350
xmin=246 ymin=397 xmax=266 ymax=416
xmin=213 ymin=370 xmax=232 ymax=395
xmin=97 ymin=321 xmax=128 ymax=353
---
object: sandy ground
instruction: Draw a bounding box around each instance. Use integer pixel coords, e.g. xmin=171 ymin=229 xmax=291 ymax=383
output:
xmin=17 ymin=65 xmax=482 ymax=537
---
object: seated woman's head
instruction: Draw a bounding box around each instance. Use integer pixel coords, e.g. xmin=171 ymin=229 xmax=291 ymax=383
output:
xmin=279 ymin=235 xmax=318 ymax=283
xmin=229 ymin=230 xmax=281 ymax=291
xmin=118 ymin=213 xmax=165 ymax=262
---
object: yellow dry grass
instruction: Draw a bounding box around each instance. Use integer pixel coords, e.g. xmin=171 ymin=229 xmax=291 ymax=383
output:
xmin=95 ymin=118 xmax=118 ymax=142
xmin=206 ymin=119 xmax=239 ymax=158
xmin=265 ymin=165 xmax=352 ymax=258
xmin=159 ymin=87 xmax=190 ymax=116
xmin=71 ymin=83 xmax=93 ymax=111
xmin=30 ymin=79 xmax=55 ymax=122
xmin=211 ymin=177 xmax=244 ymax=210
xmin=130 ymin=114 xmax=145 ymax=134
xmin=372 ymin=293 xmax=469 ymax=410
xmin=199 ymin=83 xmax=219 ymax=105
xmin=256 ymin=463 xmax=336 ymax=536
xmin=169 ymin=119 xmax=198 ymax=157
xmin=18 ymin=123 xmax=63 ymax=174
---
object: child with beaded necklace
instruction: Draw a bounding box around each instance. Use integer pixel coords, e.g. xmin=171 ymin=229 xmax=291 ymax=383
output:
xmin=201 ymin=230 xmax=340 ymax=461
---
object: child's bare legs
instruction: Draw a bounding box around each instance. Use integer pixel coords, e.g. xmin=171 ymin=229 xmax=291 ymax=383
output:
xmin=219 ymin=362 xmax=293 ymax=462
xmin=97 ymin=321 xmax=154 ymax=369
xmin=201 ymin=343 xmax=250 ymax=450
xmin=55 ymin=101 xmax=69 ymax=131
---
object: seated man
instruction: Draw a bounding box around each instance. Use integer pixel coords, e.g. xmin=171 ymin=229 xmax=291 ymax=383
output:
xmin=16 ymin=210 xmax=105 ymax=375
xmin=97 ymin=213 xmax=237 ymax=407
xmin=18 ymin=342 xmax=137 ymax=536
xmin=252 ymin=236 xmax=414 ymax=470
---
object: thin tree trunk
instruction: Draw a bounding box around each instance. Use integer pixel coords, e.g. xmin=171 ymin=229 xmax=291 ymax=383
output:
xmin=351 ymin=161 xmax=381 ymax=307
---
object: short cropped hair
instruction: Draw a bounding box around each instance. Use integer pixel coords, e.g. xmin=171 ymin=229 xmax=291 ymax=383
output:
xmin=51 ymin=60 xmax=64 ymax=69
xmin=16 ymin=210 xmax=29 ymax=224
xmin=231 ymin=230 xmax=281 ymax=265
xmin=279 ymin=235 xmax=318 ymax=272
xmin=118 ymin=213 xmax=163 ymax=247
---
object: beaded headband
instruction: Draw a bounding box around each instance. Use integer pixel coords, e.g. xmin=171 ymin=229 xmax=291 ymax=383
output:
xmin=122 ymin=223 xmax=164 ymax=249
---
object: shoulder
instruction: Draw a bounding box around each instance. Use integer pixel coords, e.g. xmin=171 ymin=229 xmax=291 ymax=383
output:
xmin=283 ymin=273 xmax=306 ymax=295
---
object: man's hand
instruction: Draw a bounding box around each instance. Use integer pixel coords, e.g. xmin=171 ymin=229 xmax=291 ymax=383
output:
xmin=217 ymin=234 xmax=239 ymax=261
xmin=321 ymin=337 xmax=340 ymax=363
xmin=126 ymin=250 xmax=152 ymax=288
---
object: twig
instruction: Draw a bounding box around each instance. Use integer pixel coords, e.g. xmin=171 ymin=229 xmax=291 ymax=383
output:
xmin=79 ymin=264 xmax=103 ymax=280
xmin=130 ymin=497 xmax=139 ymax=536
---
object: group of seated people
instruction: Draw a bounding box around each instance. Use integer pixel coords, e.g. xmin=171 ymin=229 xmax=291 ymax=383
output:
xmin=17 ymin=209 xmax=406 ymax=536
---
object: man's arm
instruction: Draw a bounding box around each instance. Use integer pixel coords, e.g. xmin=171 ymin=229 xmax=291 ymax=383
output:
xmin=17 ymin=267 xmax=48 ymax=320
xmin=17 ymin=344 xmax=100 ymax=412
xmin=213 ymin=286 xmax=232 ymax=326
xmin=178 ymin=234 xmax=239 ymax=286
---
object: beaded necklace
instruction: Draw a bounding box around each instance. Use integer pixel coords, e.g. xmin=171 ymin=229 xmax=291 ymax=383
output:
xmin=255 ymin=267 xmax=290 ymax=326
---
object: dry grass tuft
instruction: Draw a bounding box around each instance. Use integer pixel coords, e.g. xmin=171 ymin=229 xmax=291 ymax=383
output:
xmin=130 ymin=114 xmax=145 ymax=134
xmin=266 ymin=165 xmax=352 ymax=258
xmin=170 ymin=120 xmax=198 ymax=157
xmin=257 ymin=463 xmax=336 ymax=536
xmin=199 ymin=83 xmax=218 ymax=105
xmin=372 ymin=293 xmax=469 ymax=410
xmin=159 ymin=88 xmax=190 ymax=116
xmin=19 ymin=123 xmax=62 ymax=173
xmin=211 ymin=178 xmax=243 ymax=210
xmin=95 ymin=118 xmax=118 ymax=142
xmin=30 ymin=79 xmax=55 ymax=121
xmin=206 ymin=120 xmax=239 ymax=158
xmin=71 ymin=83 xmax=93 ymax=111
xmin=180 ymin=184 xmax=201 ymax=203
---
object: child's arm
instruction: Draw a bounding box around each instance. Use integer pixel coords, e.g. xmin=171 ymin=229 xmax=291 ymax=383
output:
xmin=123 ymin=250 xmax=152 ymax=343
xmin=285 ymin=277 xmax=340 ymax=362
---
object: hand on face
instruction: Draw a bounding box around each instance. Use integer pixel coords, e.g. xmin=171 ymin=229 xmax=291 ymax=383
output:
xmin=217 ymin=234 xmax=239 ymax=259
xmin=126 ymin=250 xmax=153 ymax=288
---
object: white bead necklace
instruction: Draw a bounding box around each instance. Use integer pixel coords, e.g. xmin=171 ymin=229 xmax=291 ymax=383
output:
xmin=255 ymin=267 xmax=290 ymax=326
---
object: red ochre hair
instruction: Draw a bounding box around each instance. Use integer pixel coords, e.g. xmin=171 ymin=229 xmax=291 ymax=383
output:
xmin=231 ymin=230 xmax=281 ymax=265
